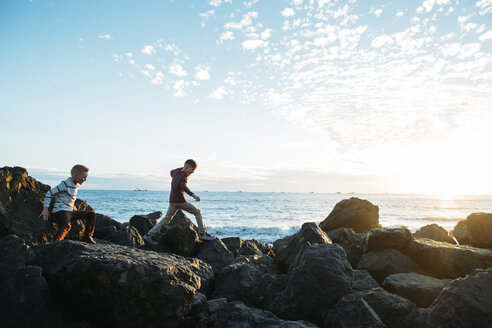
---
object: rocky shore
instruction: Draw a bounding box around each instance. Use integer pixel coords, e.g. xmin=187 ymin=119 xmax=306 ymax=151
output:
xmin=1 ymin=166 xmax=492 ymax=328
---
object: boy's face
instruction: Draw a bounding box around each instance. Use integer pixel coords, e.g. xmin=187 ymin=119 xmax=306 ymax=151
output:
xmin=183 ymin=165 xmax=196 ymax=174
xmin=72 ymin=171 xmax=88 ymax=184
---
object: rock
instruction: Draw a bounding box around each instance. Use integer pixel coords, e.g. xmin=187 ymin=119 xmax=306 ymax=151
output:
xmin=221 ymin=236 xmax=243 ymax=257
xmin=323 ymin=293 xmax=385 ymax=328
xmin=274 ymin=222 xmax=331 ymax=272
xmin=247 ymin=239 xmax=274 ymax=256
xmin=357 ymin=248 xmax=426 ymax=284
xmin=93 ymin=225 xmax=117 ymax=239
xmin=319 ymin=197 xmax=379 ymax=233
xmin=237 ymin=239 xmax=264 ymax=256
xmin=268 ymin=243 xmax=353 ymax=324
xmin=451 ymin=220 xmax=468 ymax=245
xmin=466 ymin=213 xmax=492 ymax=249
xmin=196 ymin=238 xmax=235 ymax=274
xmin=129 ymin=211 xmax=162 ymax=237
xmin=93 ymin=213 xmax=122 ymax=239
xmin=352 ymin=269 xmax=381 ymax=291
xmin=363 ymin=227 xmax=413 ymax=252
xmin=413 ymin=224 xmax=455 ymax=244
xmin=34 ymin=239 xmax=201 ymax=328
xmin=404 ymin=267 xmax=492 ymax=328
xmin=382 ymin=273 xmax=449 ymax=308
xmin=212 ymin=254 xmax=277 ymax=308
xmin=272 ymin=234 xmax=295 ymax=253
xmin=194 ymin=298 xmax=318 ymax=328
xmin=355 ymin=287 xmax=415 ymax=328
xmin=185 ymin=257 xmax=215 ymax=296
xmin=403 ymin=238 xmax=492 ymax=279
xmin=74 ymin=199 xmax=94 ymax=211
xmin=328 ymin=227 xmax=364 ymax=267
xmin=161 ymin=211 xmax=201 ymax=257
xmin=104 ymin=225 xmax=144 ymax=247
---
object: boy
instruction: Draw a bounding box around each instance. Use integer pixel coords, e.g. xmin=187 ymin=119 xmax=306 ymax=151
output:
xmin=144 ymin=159 xmax=215 ymax=244
xmin=39 ymin=164 xmax=96 ymax=244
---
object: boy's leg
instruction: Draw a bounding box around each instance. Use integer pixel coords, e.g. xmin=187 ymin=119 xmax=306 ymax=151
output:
xmin=52 ymin=211 xmax=72 ymax=242
xmin=177 ymin=202 xmax=205 ymax=234
xmin=146 ymin=204 xmax=178 ymax=238
xmin=71 ymin=210 xmax=96 ymax=238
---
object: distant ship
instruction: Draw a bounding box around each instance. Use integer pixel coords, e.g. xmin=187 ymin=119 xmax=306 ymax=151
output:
xmin=134 ymin=188 xmax=148 ymax=191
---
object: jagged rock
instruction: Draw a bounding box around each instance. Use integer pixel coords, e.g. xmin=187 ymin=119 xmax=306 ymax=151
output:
xmin=466 ymin=213 xmax=492 ymax=249
xmin=161 ymin=211 xmax=201 ymax=257
xmin=323 ymin=293 xmax=385 ymax=328
xmin=129 ymin=211 xmax=162 ymax=237
xmin=451 ymin=220 xmax=468 ymax=245
xmin=185 ymin=257 xmax=215 ymax=296
xmin=328 ymin=227 xmax=364 ymax=267
xmin=403 ymin=238 xmax=492 ymax=279
xmin=93 ymin=213 xmax=122 ymax=239
xmin=237 ymin=239 xmax=264 ymax=256
xmin=352 ymin=269 xmax=381 ymax=291
xmin=221 ymin=236 xmax=243 ymax=257
xmin=383 ymin=273 xmax=450 ymax=308
xmin=268 ymin=243 xmax=353 ymax=324
xmin=34 ymin=240 xmax=201 ymax=328
xmin=319 ymin=197 xmax=379 ymax=233
xmin=212 ymin=254 xmax=277 ymax=308
xmin=93 ymin=225 xmax=117 ymax=239
xmin=196 ymin=238 xmax=235 ymax=274
xmin=363 ymin=227 xmax=413 ymax=252
xmin=104 ymin=225 xmax=144 ymax=247
xmin=413 ymin=224 xmax=455 ymax=244
xmin=404 ymin=267 xmax=492 ymax=328
xmin=194 ymin=298 xmax=318 ymax=328
xmin=355 ymin=287 xmax=415 ymax=328
xmin=247 ymin=239 xmax=274 ymax=256
xmin=274 ymin=222 xmax=331 ymax=272
xmin=357 ymin=248 xmax=426 ymax=284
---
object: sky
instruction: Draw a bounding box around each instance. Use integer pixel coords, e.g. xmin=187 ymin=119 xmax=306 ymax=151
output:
xmin=1 ymin=0 xmax=491 ymax=195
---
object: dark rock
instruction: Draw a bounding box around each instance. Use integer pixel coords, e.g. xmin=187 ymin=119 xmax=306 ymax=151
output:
xmin=161 ymin=211 xmax=201 ymax=257
xmin=196 ymin=238 xmax=235 ymax=274
xmin=93 ymin=225 xmax=117 ymax=239
xmin=272 ymin=234 xmax=295 ymax=253
xmin=382 ymin=273 xmax=449 ymax=308
xmin=328 ymin=227 xmax=364 ymax=267
xmin=185 ymin=257 xmax=215 ymax=296
xmin=403 ymin=238 xmax=492 ymax=279
xmin=466 ymin=213 xmax=492 ymax=249
xmin=237 ymin=239 xmax=264 ymax=256
xmin=323 ymin=293 xmax=385 ymax=328
xmin=247 ymin=239 xmax=274 ymax=256
xmin=319 ymin=197 xmax=379 ymax=233
xmin=268 ymin=243 xmax=353 ymax=323
xmin=352 ymin=269 xmax=381 ymax=291
xmin=221 ymin=236 xmax=243 ymax=256
xmin=413 ymin=224 xmax=455 ymax=244
xmin=355 ymin=287 xmax=415 ymax=328
xmin=194 ymin=298 xmax=318 ymax=328
xmin=74 ymin=199 xmax=94 ymax=211
xmin=94 ymin=213 xmax=122 ymax=239
xmin=129 ymin=211 xmax=162 ymax=237
xmin=357 ymin=248 xmax=426 ymax=284
xmin=104 ymin=225 xmax=144 ymax=247
xmin=34 ymin=239 xmax=201 ymax=328
xmin=274 ymin=222 xmax=331 ymax=273
xmin=404 ymin=267 xmax=492 ymax=328
xmin=212 ymin=254 xmax=277 ymax=308
xmin=363 ymin=227 xmax=413 ymax=252
xmin=451 ymin=220 xmax=468 ymax=245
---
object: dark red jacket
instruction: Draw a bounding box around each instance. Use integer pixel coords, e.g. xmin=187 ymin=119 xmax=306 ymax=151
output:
xmin=169 ymin=168 xmax=194 ymax=203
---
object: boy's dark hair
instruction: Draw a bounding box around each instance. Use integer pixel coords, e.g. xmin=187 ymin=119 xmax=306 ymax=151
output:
xmin=184 ymin=159 xmax=197 ymax=168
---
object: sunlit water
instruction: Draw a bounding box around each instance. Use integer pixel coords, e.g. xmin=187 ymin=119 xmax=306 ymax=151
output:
xmin=78 ymin=190 xmax=492 ymax=244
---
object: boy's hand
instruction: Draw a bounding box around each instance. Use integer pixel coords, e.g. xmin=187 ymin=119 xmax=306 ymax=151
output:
xmin=193 ymin=195 xmax=201 ymax=202
xmin=39 ymin=207 xmax=50 ymax=221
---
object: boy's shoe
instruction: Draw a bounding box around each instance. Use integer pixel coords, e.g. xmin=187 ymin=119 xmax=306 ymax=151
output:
xmin=82 ymin=236 xmax=97 ymax=244
xmin=143 ymin=234 xmax=158 ymax=245
xmin=199 ymin=232 xmax=215 ymax=241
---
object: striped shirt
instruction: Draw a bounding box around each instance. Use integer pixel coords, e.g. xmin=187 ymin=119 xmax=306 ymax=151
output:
xmin=43 ymin=177 xmax=79 ymax=213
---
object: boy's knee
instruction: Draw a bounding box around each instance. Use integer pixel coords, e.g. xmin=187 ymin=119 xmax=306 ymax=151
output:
xmin=61 ymin=222 xmax=71 ymax=231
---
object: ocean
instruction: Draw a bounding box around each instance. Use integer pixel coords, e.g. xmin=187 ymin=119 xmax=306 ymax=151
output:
xmin=77 ymin=190 xmax=492 ymax=244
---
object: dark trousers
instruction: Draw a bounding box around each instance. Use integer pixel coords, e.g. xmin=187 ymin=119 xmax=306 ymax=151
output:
xmin=52 ymin=210 xmax=96 ymax=242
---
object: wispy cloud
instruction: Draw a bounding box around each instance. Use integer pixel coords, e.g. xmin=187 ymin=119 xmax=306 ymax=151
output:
xmin=98 ymin=34 xmax=112 ymax=40
xmin=141 ymin=45 xmax=156 ymax=55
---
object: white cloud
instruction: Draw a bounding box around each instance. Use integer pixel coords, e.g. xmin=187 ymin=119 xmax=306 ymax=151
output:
xmin=224 ymin=11 xmax=258 ymax=30
xmin=372 ymin=9 xmax=383 ymax=17
xmin=292 ymin=0 xmax=303 ymax=5
xmin=200 ymin=10 xmax=215 ymax=19
xmin=417 ymin=0 xmax=451 ymax=13
xmin=242 ymin=39 xmax=265 ymax=50
xmin=165 ymin=43 xmax=181 ymax=56
xmin=98 ymin=34 xmax=112 ymax=40
xmin=140 ymin=70 xmax=152 ymax=78
xmin=396 ymin=11 xmax=404 ymax=17
xmin=169 ymin=64 xmax=188 ymax=77
xmin=219 ymin=31 xmax=235 ymax=43
xmin=476 ymin=0 xmax=492 ymax=15
xmin=261 ymin=28 xmax=273 ymax=40
xmin=145 ymin=64 xmax=155 ymax=71
xmin=150 ymin=71 xmax=164 ymax=85
xmin=125 ymin=52 xmax=133 ymax=57
xmin=141 ymin=45 xmax=156 ymax=55
xmin=479 ymin=30 xmax=492 ymax=41
xmin=208 ymin=86 xmax=228 ymax=99
xmin=195 ymin=66 xmax=211 ymax=80
xmin=173 ymin=80 xmax=186 ymax=97
xmin=371 ymin=35 xmax=393 ymax=48
xmin=440 ymin=42 xmax=480 ymax=58
xmin=281 ymin=8 xmax=295 ymax=17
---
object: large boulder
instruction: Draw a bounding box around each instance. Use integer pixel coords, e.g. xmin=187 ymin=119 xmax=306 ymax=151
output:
xmin=196 ymin=238 xmax=235 ymax=274
xmin=404 ymin=267 xmax=492 ymax=328
xmin=357 ymin=248 xmax=426 ymax=284
xmin=129 ymin=211 xmax=162 ymax=237
xmin=274 ymin=222 xmax=331 ymax=272
xmin=34 ymin=240 xmax=201 ymax=328
xmin=352 ymin=269 xmax=381 ymax=291
xmin=465 ymin=213 xmax=492 ymax=249
xmin=104 ymin=225 xmax=144 ymax=247
xmin=319 ymin=197 xmax=379 ymax=233
xmin=237 ymin=239 xmax=264 ymax=257
xmin=268 ymin=243 xmax=353 ymax=324
xmin=451 ymin=220 xmax=468 ymax=245
xmin=403 ymin=238 xmax=492 ymax=279
xmin=363 ymin=227 xmax=413 ymax=252
xmin=413 ymin=224 xmax=455 ymax=244
xmin=323 ymin=293 xmax=385 ymax=328
xmin=193 ymin=298 xmax=318 ymax=328
xmin=161 ymin=211 xmax=201 ymax=257
xmin=382 ymin=273 xmax=450 ymax=308
xmin=93 ymin=213 xmax=122 ymax=239
xmin=221 ymin=236 xmax=243 ymax=257
xmin=184 ymin=257 xmax=215 ymax=297
xmin=327 ymin=227 xmax=364 ymax=268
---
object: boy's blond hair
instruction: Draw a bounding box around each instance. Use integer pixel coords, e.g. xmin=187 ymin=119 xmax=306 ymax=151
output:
xmin=71 ymin=164 xmax=89 ymax=176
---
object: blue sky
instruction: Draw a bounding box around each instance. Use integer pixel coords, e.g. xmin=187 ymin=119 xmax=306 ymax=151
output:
xmin=1 ymin=0 xmax=491 ymax=194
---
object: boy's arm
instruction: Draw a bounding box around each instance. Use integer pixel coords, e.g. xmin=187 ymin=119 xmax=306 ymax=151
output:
xmin=180 ymin=178 xmax=199 ymax=201
xmin=40 ymin=181 xmax=68 ymax=220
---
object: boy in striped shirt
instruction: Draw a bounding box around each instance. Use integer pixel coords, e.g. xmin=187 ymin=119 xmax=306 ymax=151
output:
xmin=39 ymin=164 xmax=96 ymax=244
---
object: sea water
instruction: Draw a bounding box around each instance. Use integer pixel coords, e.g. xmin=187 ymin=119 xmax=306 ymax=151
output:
xmin=77 ymin=190 xmax=492 ymax=244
